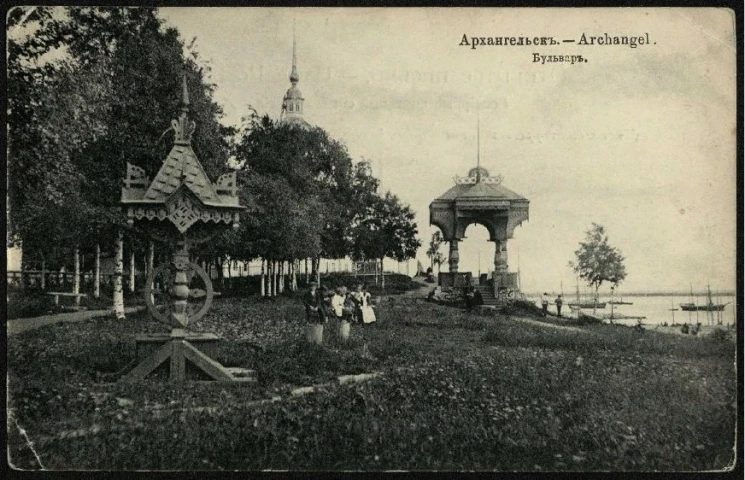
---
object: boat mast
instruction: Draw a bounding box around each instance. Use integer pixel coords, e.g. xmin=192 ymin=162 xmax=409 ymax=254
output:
xmin=671 ymin=295 xmax=675 ymax=325
xmin=689 ymin=283 xmax=694 ymax=324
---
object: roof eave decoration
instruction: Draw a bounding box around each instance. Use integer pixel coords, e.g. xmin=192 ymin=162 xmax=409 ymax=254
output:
xmin=121 ymin=75 xmax=245 ymax=233
xmin=454 ymin=167 xmax=502 ymax=186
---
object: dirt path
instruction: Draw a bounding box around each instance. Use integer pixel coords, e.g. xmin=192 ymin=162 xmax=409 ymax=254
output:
xmin=510 ymin=316 xmax=588 ymax=333
xmin=400 ymin=281 xmax=434 ymax=298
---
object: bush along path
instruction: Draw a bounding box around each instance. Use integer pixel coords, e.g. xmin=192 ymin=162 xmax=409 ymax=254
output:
xmin=7 ymin=306 xmax=146 ymax=336
xmin=7 ymin=296 xmax=737 ymax=471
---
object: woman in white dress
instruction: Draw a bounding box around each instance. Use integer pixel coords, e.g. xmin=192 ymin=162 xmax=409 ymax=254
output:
xmin=361 ymin=283 xmax=376 ymax=324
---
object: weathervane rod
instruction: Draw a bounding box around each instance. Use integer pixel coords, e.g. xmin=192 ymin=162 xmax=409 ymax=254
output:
xmin=476 ymin=111 xmax=481 ymax=183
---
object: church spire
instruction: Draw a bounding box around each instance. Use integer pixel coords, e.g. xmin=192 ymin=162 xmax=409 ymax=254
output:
xmin=280 ymin=23 xmax=307 ymax=127
xmin=289 ymin=23 xmax=299 ymax=85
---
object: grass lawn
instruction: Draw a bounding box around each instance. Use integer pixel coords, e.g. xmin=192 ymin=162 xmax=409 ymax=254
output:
xmin=7 ymin=294 xmax=737 ymax=471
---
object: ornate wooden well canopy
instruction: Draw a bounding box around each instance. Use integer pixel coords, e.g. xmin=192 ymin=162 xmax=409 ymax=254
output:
xmin=121 ymin=76 xmax=243 ymax=238
xmin=118 ymin=76 xmax=248 ymax=383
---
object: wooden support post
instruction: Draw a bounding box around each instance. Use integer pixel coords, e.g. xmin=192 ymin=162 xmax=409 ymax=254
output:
xmin=170 ymin=248 xmax=190 ymax=328
xmin=181 ymin=340 xmax=234 ymax=381
xmin=449 ymin=240 xmax=460 ymax=273
xmin=170 ymin=340 xmax=186 ymax=382
xmin=120 ymin=341 xmax=173 ymax=382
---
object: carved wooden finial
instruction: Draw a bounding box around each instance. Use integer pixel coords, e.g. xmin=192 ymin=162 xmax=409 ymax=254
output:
xmin=173 ymin=75 xmax=196 ymax=145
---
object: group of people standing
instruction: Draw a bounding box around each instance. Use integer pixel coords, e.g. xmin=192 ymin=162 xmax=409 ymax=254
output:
xmin=541 ymin=293 xmax=563 ymax=317
xmin=303 ymin=282 xmax=377 ymax=343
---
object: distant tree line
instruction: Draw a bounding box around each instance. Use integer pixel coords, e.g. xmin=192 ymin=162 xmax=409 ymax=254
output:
xmin=7 ymin=6 xmax=421 ymax=316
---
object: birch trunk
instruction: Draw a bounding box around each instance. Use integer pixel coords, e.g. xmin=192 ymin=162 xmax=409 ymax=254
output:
xmin=278 ymin=261 xmax=285 ymax=294
xmin=147 ymin=241 xmax=155 ymax=304
xmin=129 ymin=250 xmax=136 ymax=293
xmin=73 ymin=247 xmax=81 ymax=306
xmin=267 ymin=261 xmax=272 ymax=297
xmin=274 ymin=261 xmax=279 ymax=296
xmin=380 ymin=258 xmax=385 ymax=290
xmin=291 ymin=260 xmax=298 ymax=291
xmin=269 ymin=261 xmax=275 ymax=297
xmin=41 ymin=259 xmax=46 ymax=290
xmin=278 ymin=261 xmax=283 ymax=294
xmin=113 ymin=230 xmax=125 ymax=319
xmin=260 ymin=258 xmax=266 ymax=297
xmin=268 ymin=261 xmax=273 ymax=297
xmin=94 ymin=244 xmax=100 ymax=299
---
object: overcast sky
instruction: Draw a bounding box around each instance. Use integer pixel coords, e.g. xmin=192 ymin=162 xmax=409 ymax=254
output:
xmin=159 ymin=7 xmax=737 ymax=293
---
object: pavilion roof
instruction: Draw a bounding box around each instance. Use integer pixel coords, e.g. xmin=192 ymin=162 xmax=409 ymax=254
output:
xmin=434 ymin=181 xmax=528 ymax=203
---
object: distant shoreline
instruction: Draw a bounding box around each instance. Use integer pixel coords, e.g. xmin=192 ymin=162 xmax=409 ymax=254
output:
xmin=524 ymin=291 xmax=736 ymax=298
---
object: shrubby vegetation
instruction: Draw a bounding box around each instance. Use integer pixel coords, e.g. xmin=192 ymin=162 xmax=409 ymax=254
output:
xmin=6 ymin=291 xmax=60 ymax=319
xmin=7 ymin=297 xmax=736 ymax=470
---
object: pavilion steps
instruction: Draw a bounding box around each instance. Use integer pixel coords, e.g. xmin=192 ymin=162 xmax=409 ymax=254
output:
xmin=473 ymin=284 xmax=504 ymax=308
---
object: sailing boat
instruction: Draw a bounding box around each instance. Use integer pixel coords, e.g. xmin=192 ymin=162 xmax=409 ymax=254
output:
xmin=567 ymin=278 xmax=606 ymax=309
xmin=680 ymin=285 xmax=728 ymax=312
xmin=608 ymin=289 xmax=633 ymax=305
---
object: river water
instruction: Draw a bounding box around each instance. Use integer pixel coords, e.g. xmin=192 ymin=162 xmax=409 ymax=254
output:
xmin=529 ymin=294 xmax=737 ymax=326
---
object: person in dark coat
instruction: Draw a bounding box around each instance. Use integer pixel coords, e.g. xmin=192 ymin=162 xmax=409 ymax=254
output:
xmin=473 ymin=288 xmax=483 ymax=307
xmin=350 ymin=283 xmax=365 ymax=324
xmin=555 ymin=295 xmax=563 ymax=317
xmin=465 ymin=286 xmax=476 ymax=311
xmin=303 ymin=282 xmax=325 ymax=324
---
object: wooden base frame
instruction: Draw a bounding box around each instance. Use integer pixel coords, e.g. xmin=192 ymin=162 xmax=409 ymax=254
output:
xmin=120 ymin=331 xmax=242 ymax=383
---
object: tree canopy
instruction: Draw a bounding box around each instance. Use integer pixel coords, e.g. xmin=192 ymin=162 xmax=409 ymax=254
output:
xmin=231 ymin=112 xmax=419 ymax=269
xmin=8 ymin=6 xmax=421 ymax=280
xmin=8 ymin=7 xmax=234 ymax=266
xmin=569 ymin=223 xmax=627 ymax=297
xmin=426 ymin=231 xmax=447 ymax=272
